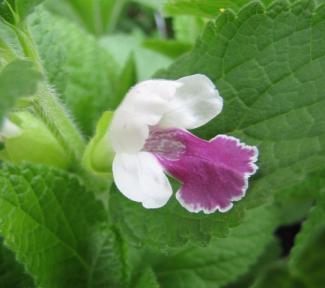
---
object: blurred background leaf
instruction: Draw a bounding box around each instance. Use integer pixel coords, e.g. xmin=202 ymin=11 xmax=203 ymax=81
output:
xmin=0 ymin=60 xmax=41 ymax=122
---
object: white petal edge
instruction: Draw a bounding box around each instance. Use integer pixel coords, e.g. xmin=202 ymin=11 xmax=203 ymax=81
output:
xmin=112 ymin=152 xmax=173 ymax=209
xmin=159 ymin=74 xmax=223 ymax=129
xmin=109 ymin=80 xmax=181 ymax=153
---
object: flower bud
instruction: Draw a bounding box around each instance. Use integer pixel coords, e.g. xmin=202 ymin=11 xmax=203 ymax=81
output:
xmin=83 ymin=111 xmax=115 ymax=176
xmin=0 ymin=111 xmax=69 ymax=168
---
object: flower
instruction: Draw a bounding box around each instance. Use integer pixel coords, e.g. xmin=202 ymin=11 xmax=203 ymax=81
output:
xmin=109 ymin=74 xmax=258 ymax=214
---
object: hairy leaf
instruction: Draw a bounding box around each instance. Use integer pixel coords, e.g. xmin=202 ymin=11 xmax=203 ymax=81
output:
xmin=0 ymin=163 xmax=125 ymax=287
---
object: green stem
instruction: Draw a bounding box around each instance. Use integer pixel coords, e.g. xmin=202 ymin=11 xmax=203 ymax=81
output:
xmin=15 ymin=23 xmax=86 ymax=164
xmin=35 ymin=84 xmax=86 ymax=163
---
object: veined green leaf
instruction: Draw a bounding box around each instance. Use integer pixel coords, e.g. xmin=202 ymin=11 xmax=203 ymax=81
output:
xmin=152 ymin=204 xmax=278 ymax=288
xmin=0 ymin=163 xmax=126 ymax=287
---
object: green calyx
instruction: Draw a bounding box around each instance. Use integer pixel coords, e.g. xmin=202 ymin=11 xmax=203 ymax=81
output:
xmin=83 ymin=111 xmax=115 ymax=176
xmin=0 ymin=111 xmax=69 ymax=169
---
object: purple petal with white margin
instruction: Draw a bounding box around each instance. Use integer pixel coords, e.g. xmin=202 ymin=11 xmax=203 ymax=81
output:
xmin=147 ymin=129 xmax=258 ymax=214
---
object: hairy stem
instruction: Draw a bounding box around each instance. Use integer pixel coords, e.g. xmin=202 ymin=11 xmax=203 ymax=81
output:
xmin=15 ymin=23 xmax=86 ymax=164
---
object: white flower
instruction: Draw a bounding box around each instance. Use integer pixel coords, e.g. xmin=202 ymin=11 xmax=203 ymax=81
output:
xmin=109 ymin=74 xmax=223 ymax=209
xmin=108 ymin=74 xmax=258 ymax=214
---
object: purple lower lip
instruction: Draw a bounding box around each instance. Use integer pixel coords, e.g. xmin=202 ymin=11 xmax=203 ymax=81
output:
xmin=145 ymin=128 xmax=258 ymax=213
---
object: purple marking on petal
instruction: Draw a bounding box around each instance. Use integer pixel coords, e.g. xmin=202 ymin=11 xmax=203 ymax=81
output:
xmin=144 ymin=127 xmax=186 ymax=160
xmin=146 ymin=128 xmax=258 ymax=214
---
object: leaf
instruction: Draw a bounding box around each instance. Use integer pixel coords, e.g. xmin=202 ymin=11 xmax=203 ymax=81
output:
xmin=29 ymin=8 xmax=119 ymax=135
xmin=133 ymin=0 xmax=166 ymax=10
xmin=114 ymin=54 xmax=137 ymax=109
xmin=110 ymin=0 xmax=325 ymax=247
xmin=0 ymin=0 xmax=43 ymax=23
xmin=142 ymin=39 xmax=192 ymax=58
xmin=0 ymin=59 xmax=41 ymax=122
xmin=0 ymin=238 xmax=34 ymax=287
xmin=110 ymin=178 xmax=251 ymax=247
xmin=134 ymin=267 xmax=160 ymax=288
xmin=44 ymin=0 xmax=127 ymax=35
xmin=164 ymin=0 xmax=273 ymax=17
xmin=226 ymin=238 xmax=282 ymax=288
xmin=152 ymin=204 xmax=278 ymax=288
xmin=274 ymin=168 xmax=325 ymax=225
xmin=88 ymin=225 xmax=130 ymax=288
xmin=173 ymin=15 xmax=207 ymax=44
xmin=0 ymin=163 xmax=125 ymax=287
xmin=250 ymin=261 xmax=303 ymax=288
xmin=289 ymin=189 xmax=325 ymax=288
xmin=100 ymin=33 xmax=172 ymax=81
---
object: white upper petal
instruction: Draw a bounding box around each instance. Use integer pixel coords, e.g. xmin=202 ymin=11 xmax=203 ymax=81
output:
xmin=159 ymin=74 xmax=223 ymax=129
xmin=109 ymin=80 xmax=181 ymax=153
xmin=112 ymin=152 xmax=173 ymax=208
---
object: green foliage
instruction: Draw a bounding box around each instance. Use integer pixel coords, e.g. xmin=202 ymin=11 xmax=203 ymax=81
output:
xmin=0 ymin=0 xmax=43 ymax=24
xmin=0 ymin=239 xmax=34 ymax=287
xmin=250 ymin=261 xmax=304 ymax=288
xmin=134 ymin=267 xmax=160 ymax=288
xmin=173 ymin=15 xmax=206 ymax=44
xmin=100 ymin=33 xmax=172 ymax=81
xmin=289 ymin=190 xmax=325 ymax=288
xmin=0 ymin=60 xmax=41 ymax=122
xmin=143 ymin=39 xmax=192 ymax=58
xmin=164 ymin=0 xmax=273 ymax=17
xmin=29 ymin=8 xmax=119 ymax=135
xmin=110 ymin=182 xmax=246 ymax=247
xmin=0 ymin=0 xmax=324 ymax=287
xmin=0 ymin=163 xmax=126 ymax=287
xmin=45 ymin=0 xmax=126 ymax=35
xmin=152 ymin=204 xmax=278 ymax=288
